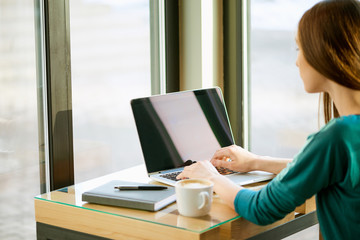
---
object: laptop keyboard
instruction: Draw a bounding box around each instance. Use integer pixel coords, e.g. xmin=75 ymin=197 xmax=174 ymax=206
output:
xmin=160 ymin=167 xmax=237 ymax=181
xmin=160 ymin=171 xmax=182 ymax=181
xmin=216 ymin=167 xmax=237 ymax=175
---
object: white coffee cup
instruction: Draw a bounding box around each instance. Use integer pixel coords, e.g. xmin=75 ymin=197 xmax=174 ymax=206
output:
xmin=175 ymin=179 xmax=214 ymax=217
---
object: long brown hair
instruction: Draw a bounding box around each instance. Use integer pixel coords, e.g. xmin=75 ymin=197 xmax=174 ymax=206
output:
xmin=298 ymin=0 xmax=360 ymax=123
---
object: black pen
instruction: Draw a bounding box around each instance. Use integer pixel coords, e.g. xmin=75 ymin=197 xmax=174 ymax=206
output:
xmin=114 ymin=186 xmax=168 ymax=190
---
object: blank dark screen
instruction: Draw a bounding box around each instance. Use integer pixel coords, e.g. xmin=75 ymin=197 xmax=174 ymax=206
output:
xmin=131 ymin=88 xmax=234 ymax=173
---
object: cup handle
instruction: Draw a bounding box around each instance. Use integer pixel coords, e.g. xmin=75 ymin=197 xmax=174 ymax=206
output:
xmin=198 ymin=192 xmax=210 ymax=210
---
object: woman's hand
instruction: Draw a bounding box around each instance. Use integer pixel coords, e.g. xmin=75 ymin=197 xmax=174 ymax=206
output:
xmin=176 ymin=159 xmax=243 ymax=210
xmin=176 ymin=160 xmax=220 ymax=180
xmin=210 ymin=145 xmax=258 ymax=173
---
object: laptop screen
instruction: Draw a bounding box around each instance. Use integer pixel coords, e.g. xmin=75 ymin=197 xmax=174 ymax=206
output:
xmin=131 ymin=88 xmax=234 ymax=173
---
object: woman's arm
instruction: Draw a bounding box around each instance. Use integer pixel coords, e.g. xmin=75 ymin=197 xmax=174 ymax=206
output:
xmin=210 ymin=145 xmax=292 ymax=174
xmin=251 ymin=156 xmax=292 ymax=174
xmin=177 ymin=145 xmax=292 ymax=209
xmin=210 ymin=175 xmax=243 ymax=209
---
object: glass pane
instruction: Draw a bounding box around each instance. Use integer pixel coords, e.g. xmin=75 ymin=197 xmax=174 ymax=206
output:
xmin=250 ymin=0 xmax=321 ymax=157
xmin=70 ymin=0 xmax=151 ymax=182
xmin=0 ymin=0 xmax=39 ymax=239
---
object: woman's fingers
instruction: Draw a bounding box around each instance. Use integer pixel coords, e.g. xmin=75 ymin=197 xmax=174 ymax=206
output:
xmin=212 ymin=148 xmax=231 ymax=160
xmin=211 ymin=158 xmax=232 ymax=169
xmin=177 ymin=165 xmax=192 ymax=179
xmin=176 ymin=161 xmax=220 ymax=180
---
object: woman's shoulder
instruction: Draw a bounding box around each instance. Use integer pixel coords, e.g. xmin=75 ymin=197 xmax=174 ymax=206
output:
xmin=318 ymin=114 xmax=360 ymax=138
xmin=303 ymin=115 xmax=360 ymax=150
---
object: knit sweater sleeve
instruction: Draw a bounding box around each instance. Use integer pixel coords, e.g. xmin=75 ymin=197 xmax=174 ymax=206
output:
xmin=234 ymin=120 xmax=347 ymax=225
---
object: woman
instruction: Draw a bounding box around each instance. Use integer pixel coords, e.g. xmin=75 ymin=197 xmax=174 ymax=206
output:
xmin=177 ymin=1 xmax=360 ymax=239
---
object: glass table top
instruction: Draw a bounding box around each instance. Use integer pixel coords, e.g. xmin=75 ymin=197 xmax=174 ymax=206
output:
xmin=35 ymin=164 xmax=242 ymax=233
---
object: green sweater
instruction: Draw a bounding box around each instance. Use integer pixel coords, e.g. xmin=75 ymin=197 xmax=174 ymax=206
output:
xmin=234 ymin=115 xmax=360 ymax=240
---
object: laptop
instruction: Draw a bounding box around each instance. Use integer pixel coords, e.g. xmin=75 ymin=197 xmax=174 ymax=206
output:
xmin=131 ymin=87 xmax=274 ymax=186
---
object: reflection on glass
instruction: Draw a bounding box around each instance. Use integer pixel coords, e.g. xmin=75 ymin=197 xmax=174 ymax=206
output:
xmin=70 ymin=0 xmax=151 ymax=182
xmin=131 ymin=88 xmax=234 ymax=173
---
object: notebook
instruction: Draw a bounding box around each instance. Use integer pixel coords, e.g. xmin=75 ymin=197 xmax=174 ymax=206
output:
xmin=130 ymin=87 xmax=274 ymax=186
xmin=82 ymin=180 xmax=176 ymax=211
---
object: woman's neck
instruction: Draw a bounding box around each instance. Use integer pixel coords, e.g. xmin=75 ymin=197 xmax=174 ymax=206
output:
xmin=328 ymin=81 xmax=360 ymax=116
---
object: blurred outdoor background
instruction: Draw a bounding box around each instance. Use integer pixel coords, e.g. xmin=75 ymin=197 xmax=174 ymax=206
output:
xmin=0 ymin=0 xmax=320 ymax=239
xmin=250 ymin=0 xmax=320 ymax=157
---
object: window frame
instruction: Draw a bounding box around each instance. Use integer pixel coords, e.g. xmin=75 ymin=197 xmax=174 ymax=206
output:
xmin=35 ymin=0 xmax=74 ymax=193
xmin=223 ymin=0 xmax=250 ymax=148
xmin=35 ymin=0 xmax=179 ymax=191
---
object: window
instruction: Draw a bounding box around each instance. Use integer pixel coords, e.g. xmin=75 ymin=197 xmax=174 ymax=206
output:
xmin=69 ymin=0 xmax=151 ymax=182
xmin=0 ymin=0 xmax=39 ymax=238
xmin=250 ymin=0 xmax=321 ymax=157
